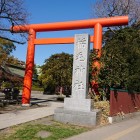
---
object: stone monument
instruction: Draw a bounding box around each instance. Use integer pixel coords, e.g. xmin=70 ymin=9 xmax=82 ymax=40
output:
xmin=64 ymin=34 xmax=91 ymax=111
xmin=54 ymin=34 xmax=100 ymax=126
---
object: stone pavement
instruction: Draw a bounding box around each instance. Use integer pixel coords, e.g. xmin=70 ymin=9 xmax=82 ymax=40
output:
xmin=0 ymin=101 xmax=63 ymax=130
xmin=66 ymin=115 xmax=140 ymax=140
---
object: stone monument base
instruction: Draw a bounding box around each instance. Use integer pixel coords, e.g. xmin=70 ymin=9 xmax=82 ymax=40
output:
xmin=64 ymin=98 xmax=92 ymax=112
xmin=54 ymin=107 xmax=101 ymax=126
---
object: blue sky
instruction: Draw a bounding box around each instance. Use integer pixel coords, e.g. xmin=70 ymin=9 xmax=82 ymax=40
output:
xmin=12 ymin=0 xmax=96 ymax=65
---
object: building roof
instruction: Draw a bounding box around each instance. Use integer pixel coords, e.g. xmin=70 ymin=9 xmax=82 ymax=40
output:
xmin=1 ymin=64 xmax=25 ymax=78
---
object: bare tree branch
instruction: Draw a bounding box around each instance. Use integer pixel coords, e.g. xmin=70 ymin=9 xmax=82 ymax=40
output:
xmin=93 ymin=0 xmax=140 ymax=26
xmin=0 ymin=35 xmax=26 ymax=44
xmin=0 ymin=0 xmax=6 ymax=15
xmin=0 ymin=0 xmax=28 ymax=44
xmin=0 ymin=28 xmax=10 ymax=31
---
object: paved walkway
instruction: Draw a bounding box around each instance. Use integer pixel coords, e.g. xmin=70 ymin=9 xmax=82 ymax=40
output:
xmin=0 ymin=101 xmax=63 ymax=130
xmin=66 ymin=115 xmax=140 ymax=140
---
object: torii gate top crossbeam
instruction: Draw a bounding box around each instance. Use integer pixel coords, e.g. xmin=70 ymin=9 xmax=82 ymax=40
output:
xmin=12 ymin=16 xmax=128 ymax=32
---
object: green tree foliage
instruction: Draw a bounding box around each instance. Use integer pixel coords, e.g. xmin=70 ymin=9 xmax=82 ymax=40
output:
xmin=0 ymin=38 xmax=22 ymax=86
xmin=32 ymin=64 xmax=41 ymax=88
xmin=6 ymin=56 xmax=20 ymax=65
xmin=89 ymin=49 xmax=100 ymax=86
xmin=98 ymin=25 xmax=140 ymax=92
xmin=39 ymin=53 xmax=73 ymax=93
xmin=0 ymin=38 xmax=16 ymax=65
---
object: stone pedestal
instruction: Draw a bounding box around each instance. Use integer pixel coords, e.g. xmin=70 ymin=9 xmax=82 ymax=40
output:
xmin=54 ymin=34 xmax=100 ymax=126
xmin=54 ymin=108 xmax=100 ymax=126
xmin=64 ymin=98 xmax=91 ymax=112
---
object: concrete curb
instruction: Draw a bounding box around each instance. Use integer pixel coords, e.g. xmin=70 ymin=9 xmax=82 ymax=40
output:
xmin=108 ymin=111 xmax=140 ymax=123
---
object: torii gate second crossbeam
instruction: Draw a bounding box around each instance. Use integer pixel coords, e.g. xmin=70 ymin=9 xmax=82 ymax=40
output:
xmin=12 ymin=16 xmax=128 ymax=106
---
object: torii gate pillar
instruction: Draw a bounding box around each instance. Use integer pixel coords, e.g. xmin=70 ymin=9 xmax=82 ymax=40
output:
xmin=91 ymin=23 xmax=103 ymax=94
xmin=22 ymin=29 xmax=36 ymax=106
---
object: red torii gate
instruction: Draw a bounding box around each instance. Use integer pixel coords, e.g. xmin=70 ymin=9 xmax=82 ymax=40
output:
xmin=12 ymin=16 xmax=128 ymax=106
